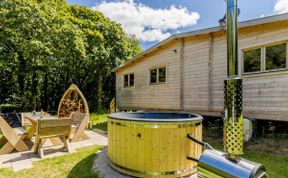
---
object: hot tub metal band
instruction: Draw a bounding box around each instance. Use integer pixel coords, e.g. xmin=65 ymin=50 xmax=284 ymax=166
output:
xmin=110 ymin=120 xmax=201 ymax=128
xmin=108 ymin=158 xmax=197 ymax=177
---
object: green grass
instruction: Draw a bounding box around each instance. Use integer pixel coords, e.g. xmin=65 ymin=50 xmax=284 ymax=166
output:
xmin=90 ymin=113 xmax=108 ymax=124
xmin=0 ymin=146 xmax=101 ymax=178
xmin=207 ymin=140 xmax=288 ymax=178
xmin=93 ymin=122 xmax=107 ymax=132
xmin=90 ymin=113 xmax=108 ymax=132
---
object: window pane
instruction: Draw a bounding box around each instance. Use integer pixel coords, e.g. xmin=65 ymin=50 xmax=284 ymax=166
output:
xmin=158 ymin=67 xmax=166 ymax=83
xmin=244 ymin=48 xmax=261 ymax=73
xmin=150 ymin=69 xmax=157 ymax=83
xmin=129 ymin=74 xmax=134 ymax=86
xmin=124 ymin=74 xmax=129 ymax=87
xmin=266 ymin=43 xmax=286 ymax=70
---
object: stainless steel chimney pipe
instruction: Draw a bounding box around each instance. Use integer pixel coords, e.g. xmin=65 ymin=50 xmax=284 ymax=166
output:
xmin=226 ymin=0 xmax=238 ymax=77
xmin=224 ymin=0 xmax=243 ymax=159
xmin=197 ymin=1 xmax=267 ymax=177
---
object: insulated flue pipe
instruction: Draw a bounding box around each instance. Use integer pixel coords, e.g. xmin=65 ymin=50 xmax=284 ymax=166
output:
xmin=226 ymin=0 xmax=238 ymax=77
xmin=224 ymin=0 xmax=243 ymax=159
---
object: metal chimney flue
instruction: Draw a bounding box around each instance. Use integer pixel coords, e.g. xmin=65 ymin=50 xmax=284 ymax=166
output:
xmin=224 ymin=0 xmax=243 ymax=159
xmin=197 ymin=1 xmax=267 ymax=177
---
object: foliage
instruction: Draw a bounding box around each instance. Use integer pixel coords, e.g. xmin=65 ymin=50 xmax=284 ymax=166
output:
xmin=93 ymin=122 xmax=107 ymax=132
xmin=0 ymin=0 xmax=142 ymax=113
xmin=0 ymin=146 xmax=101 ymax=178
xmin=90 ymin=113 xmax=108 ymax=123
xmin=90 ymin=113 xmax=108 ymax=131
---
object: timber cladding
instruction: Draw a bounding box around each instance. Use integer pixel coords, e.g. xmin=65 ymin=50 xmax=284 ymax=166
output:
xmin=115 ymin=15 xmax=288 ymax=121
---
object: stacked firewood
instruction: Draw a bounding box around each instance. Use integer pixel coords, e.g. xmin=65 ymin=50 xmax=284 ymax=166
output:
xmin=59 ymin=99 xmax=85 ymax=117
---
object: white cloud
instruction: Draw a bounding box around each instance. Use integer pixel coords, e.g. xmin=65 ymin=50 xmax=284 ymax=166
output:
xmin=274 ymin=0 xmax=288 ymax=14
xmin=92 ymin=0 xmax=200 ymax=42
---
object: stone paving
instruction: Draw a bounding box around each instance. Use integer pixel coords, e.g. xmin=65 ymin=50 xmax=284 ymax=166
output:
xmin=0 ymin=130 xmax=107 ymax=172
xmin=93 ymin=148 xmax=197 ymax=178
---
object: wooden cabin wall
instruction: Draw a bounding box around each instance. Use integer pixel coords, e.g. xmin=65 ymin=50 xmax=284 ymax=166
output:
xmin=116 ymin=41 xmax=182 ymax=110
xmin=116 ymin=21 xmax=288 ymax=121
xmin=210 ymin=21 xmax=288 ymax=121
xmin=182 ymin=36 xmax=210 ymax=111
xmin=240 ymin=21 xmax=288 ymax=121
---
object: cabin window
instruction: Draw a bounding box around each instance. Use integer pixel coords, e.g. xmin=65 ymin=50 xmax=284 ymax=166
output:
xmin=150 ymin=67 xmax=166 ymax=84
xmin=243 ymin=42 xmax=288 ymax=74
xmin=265 ymin=43 xmax=286 ymax=70
xmin=158 ymin=67 xmax=166 ymax=83
xmin=124 ymin=73 xmax=134 ymax=87
xmin=243 ymin=48 xmax=261 ymax=73
xmin=150 ymin=69 xmax=157 ymax=84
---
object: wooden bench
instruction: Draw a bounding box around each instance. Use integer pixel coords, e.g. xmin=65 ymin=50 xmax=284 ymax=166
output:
xmin=34 ymin=118 xmax=72 ymax=158
xmin=0 ymin=116 xmax=29 ymax=154
xmin=69 ymin=112 xmax=89 ymax=142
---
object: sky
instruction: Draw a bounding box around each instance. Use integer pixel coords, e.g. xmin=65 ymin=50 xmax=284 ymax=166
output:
xmin=67 ymin=0 xmax=288 ymax=50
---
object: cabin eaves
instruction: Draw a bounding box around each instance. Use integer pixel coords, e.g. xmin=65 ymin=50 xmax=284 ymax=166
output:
xmin=112 ymin=13 xmax=288 ymax=72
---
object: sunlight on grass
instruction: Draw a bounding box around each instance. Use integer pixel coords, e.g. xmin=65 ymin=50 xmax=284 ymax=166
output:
xmin=90 ymin=113 xmax=108 ymax=124
xmin=206 ymin=140 xmax=288 ymax=178
xmin=0 ymin=146 xmax=101 ymax=178
xmin=90 ymin=113 xmax=108 ymax=132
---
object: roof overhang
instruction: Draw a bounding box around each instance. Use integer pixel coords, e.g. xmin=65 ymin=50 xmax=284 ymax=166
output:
xmin=113 ymin=13 xmax=288 ymax=72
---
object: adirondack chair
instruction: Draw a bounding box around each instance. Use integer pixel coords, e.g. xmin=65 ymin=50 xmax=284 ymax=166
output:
xmin=34 ymin=118 xmax=72 ymax=158
xmin=69 ymin=112 xmax=89 ymax=142
xmin=0 ymin=116 xmax=29 ymax=154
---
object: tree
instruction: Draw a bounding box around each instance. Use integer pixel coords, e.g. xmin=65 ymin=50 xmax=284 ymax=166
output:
xmin=0 ymin=0 xmax=141 ymax=113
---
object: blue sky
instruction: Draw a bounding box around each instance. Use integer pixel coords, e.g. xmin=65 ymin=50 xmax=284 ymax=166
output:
xmin=67 ymin=0 xmax=286 ymax=49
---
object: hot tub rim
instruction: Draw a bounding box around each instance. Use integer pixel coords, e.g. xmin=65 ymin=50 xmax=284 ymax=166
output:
xmin=108 ymin=112 xmax=203 ymax=122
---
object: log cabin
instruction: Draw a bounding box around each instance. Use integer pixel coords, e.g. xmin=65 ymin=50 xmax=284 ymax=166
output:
xmin=113 ymin=13 xmax=288 ymax=121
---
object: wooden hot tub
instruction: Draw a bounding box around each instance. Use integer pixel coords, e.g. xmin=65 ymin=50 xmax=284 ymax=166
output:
xmin=108 ymin=112 xmax=203 ymax=177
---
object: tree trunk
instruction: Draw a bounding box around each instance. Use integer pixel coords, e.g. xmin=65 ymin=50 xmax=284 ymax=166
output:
xmin=97 ymin=71 xmax=103 ymax=112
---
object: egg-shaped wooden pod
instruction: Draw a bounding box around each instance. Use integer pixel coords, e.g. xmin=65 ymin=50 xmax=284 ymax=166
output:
xmin=108 ymin=112 xmax=203 ymax=177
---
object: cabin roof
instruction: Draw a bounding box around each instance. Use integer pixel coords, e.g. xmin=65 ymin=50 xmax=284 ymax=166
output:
xmin=113 ymin=13 xmax=288 ymax=72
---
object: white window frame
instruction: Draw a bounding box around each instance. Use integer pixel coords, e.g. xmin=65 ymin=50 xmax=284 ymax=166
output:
xmin=123 ymin=73 xmax=135 ymax=87
xmin=149 ymin=66 xmax=167 ymax=85
xmin=242 ymin=41 xmax=288 ymax=75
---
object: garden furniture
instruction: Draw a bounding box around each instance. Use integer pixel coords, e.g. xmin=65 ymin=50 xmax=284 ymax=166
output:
xmin=69 ymin=112 xmax=89 ymax=142
xmin=34 ymin=118 xmax=72 ymax=158
xmin=25 ymin=114 xmax=64 ymax=146
xmin=0 ymin=116 xmax=29 ymax=154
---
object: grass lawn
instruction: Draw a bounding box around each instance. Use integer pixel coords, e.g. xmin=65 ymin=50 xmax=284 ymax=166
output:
xmin=207 ymin=140 xmax=288 ymax=178
xmin=90 ymin=113 xmax=108 ymax=132
xmin=0 ymin=146 xmax=101 ymax=178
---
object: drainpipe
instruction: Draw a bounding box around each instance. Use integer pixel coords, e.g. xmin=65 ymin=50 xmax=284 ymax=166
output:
xmin=223 ymin=0 xmax=243 ymax=159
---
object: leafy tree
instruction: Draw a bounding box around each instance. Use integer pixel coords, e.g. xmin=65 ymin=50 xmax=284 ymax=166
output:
xmin=0 ymin=0 xmax=141 ymax=113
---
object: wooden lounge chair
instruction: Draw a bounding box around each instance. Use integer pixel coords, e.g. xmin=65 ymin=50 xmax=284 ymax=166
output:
xmin=34 ymin=118 xmax=72 ymax=158
xmin=69 ymin=112 xmax=89 ymax=142
xmin=0 ymin=116 xmax=29 ymax=154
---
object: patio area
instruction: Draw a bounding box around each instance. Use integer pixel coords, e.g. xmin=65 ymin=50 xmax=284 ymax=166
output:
xmin=0 ymin=130 xmax=107 ymax=172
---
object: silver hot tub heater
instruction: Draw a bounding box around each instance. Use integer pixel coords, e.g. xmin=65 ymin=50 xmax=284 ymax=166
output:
xmin=188 ymin=0 xmax=267 ymax=177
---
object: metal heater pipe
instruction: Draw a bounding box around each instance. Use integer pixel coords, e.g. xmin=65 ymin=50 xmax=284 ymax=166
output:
xmin=226 ymin=0 xmax=239 ymax=77
xmin=224 ymin=0 xmax=243 ymax=159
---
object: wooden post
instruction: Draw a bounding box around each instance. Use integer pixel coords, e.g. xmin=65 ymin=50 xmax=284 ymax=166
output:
xmin=208 ymin=33 xmax=214 ymax=112
xmin=180 ymin=38 xmax=185 ymax=110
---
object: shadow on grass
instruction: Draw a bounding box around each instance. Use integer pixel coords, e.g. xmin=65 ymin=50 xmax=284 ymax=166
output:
xmin=67 ymin=152 xmax=99 ymax=178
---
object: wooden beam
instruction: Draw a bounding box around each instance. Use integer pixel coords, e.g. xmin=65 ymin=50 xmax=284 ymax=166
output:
xmin=286 ymin=42 xmax=288 ymax=68
xmin=208 ymin=33 xmax=214 ymax=112
xmin=261 ymin=47 xmax=266 ymax=71
xmin=180 ymin=38 xmax=185 ymax=110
